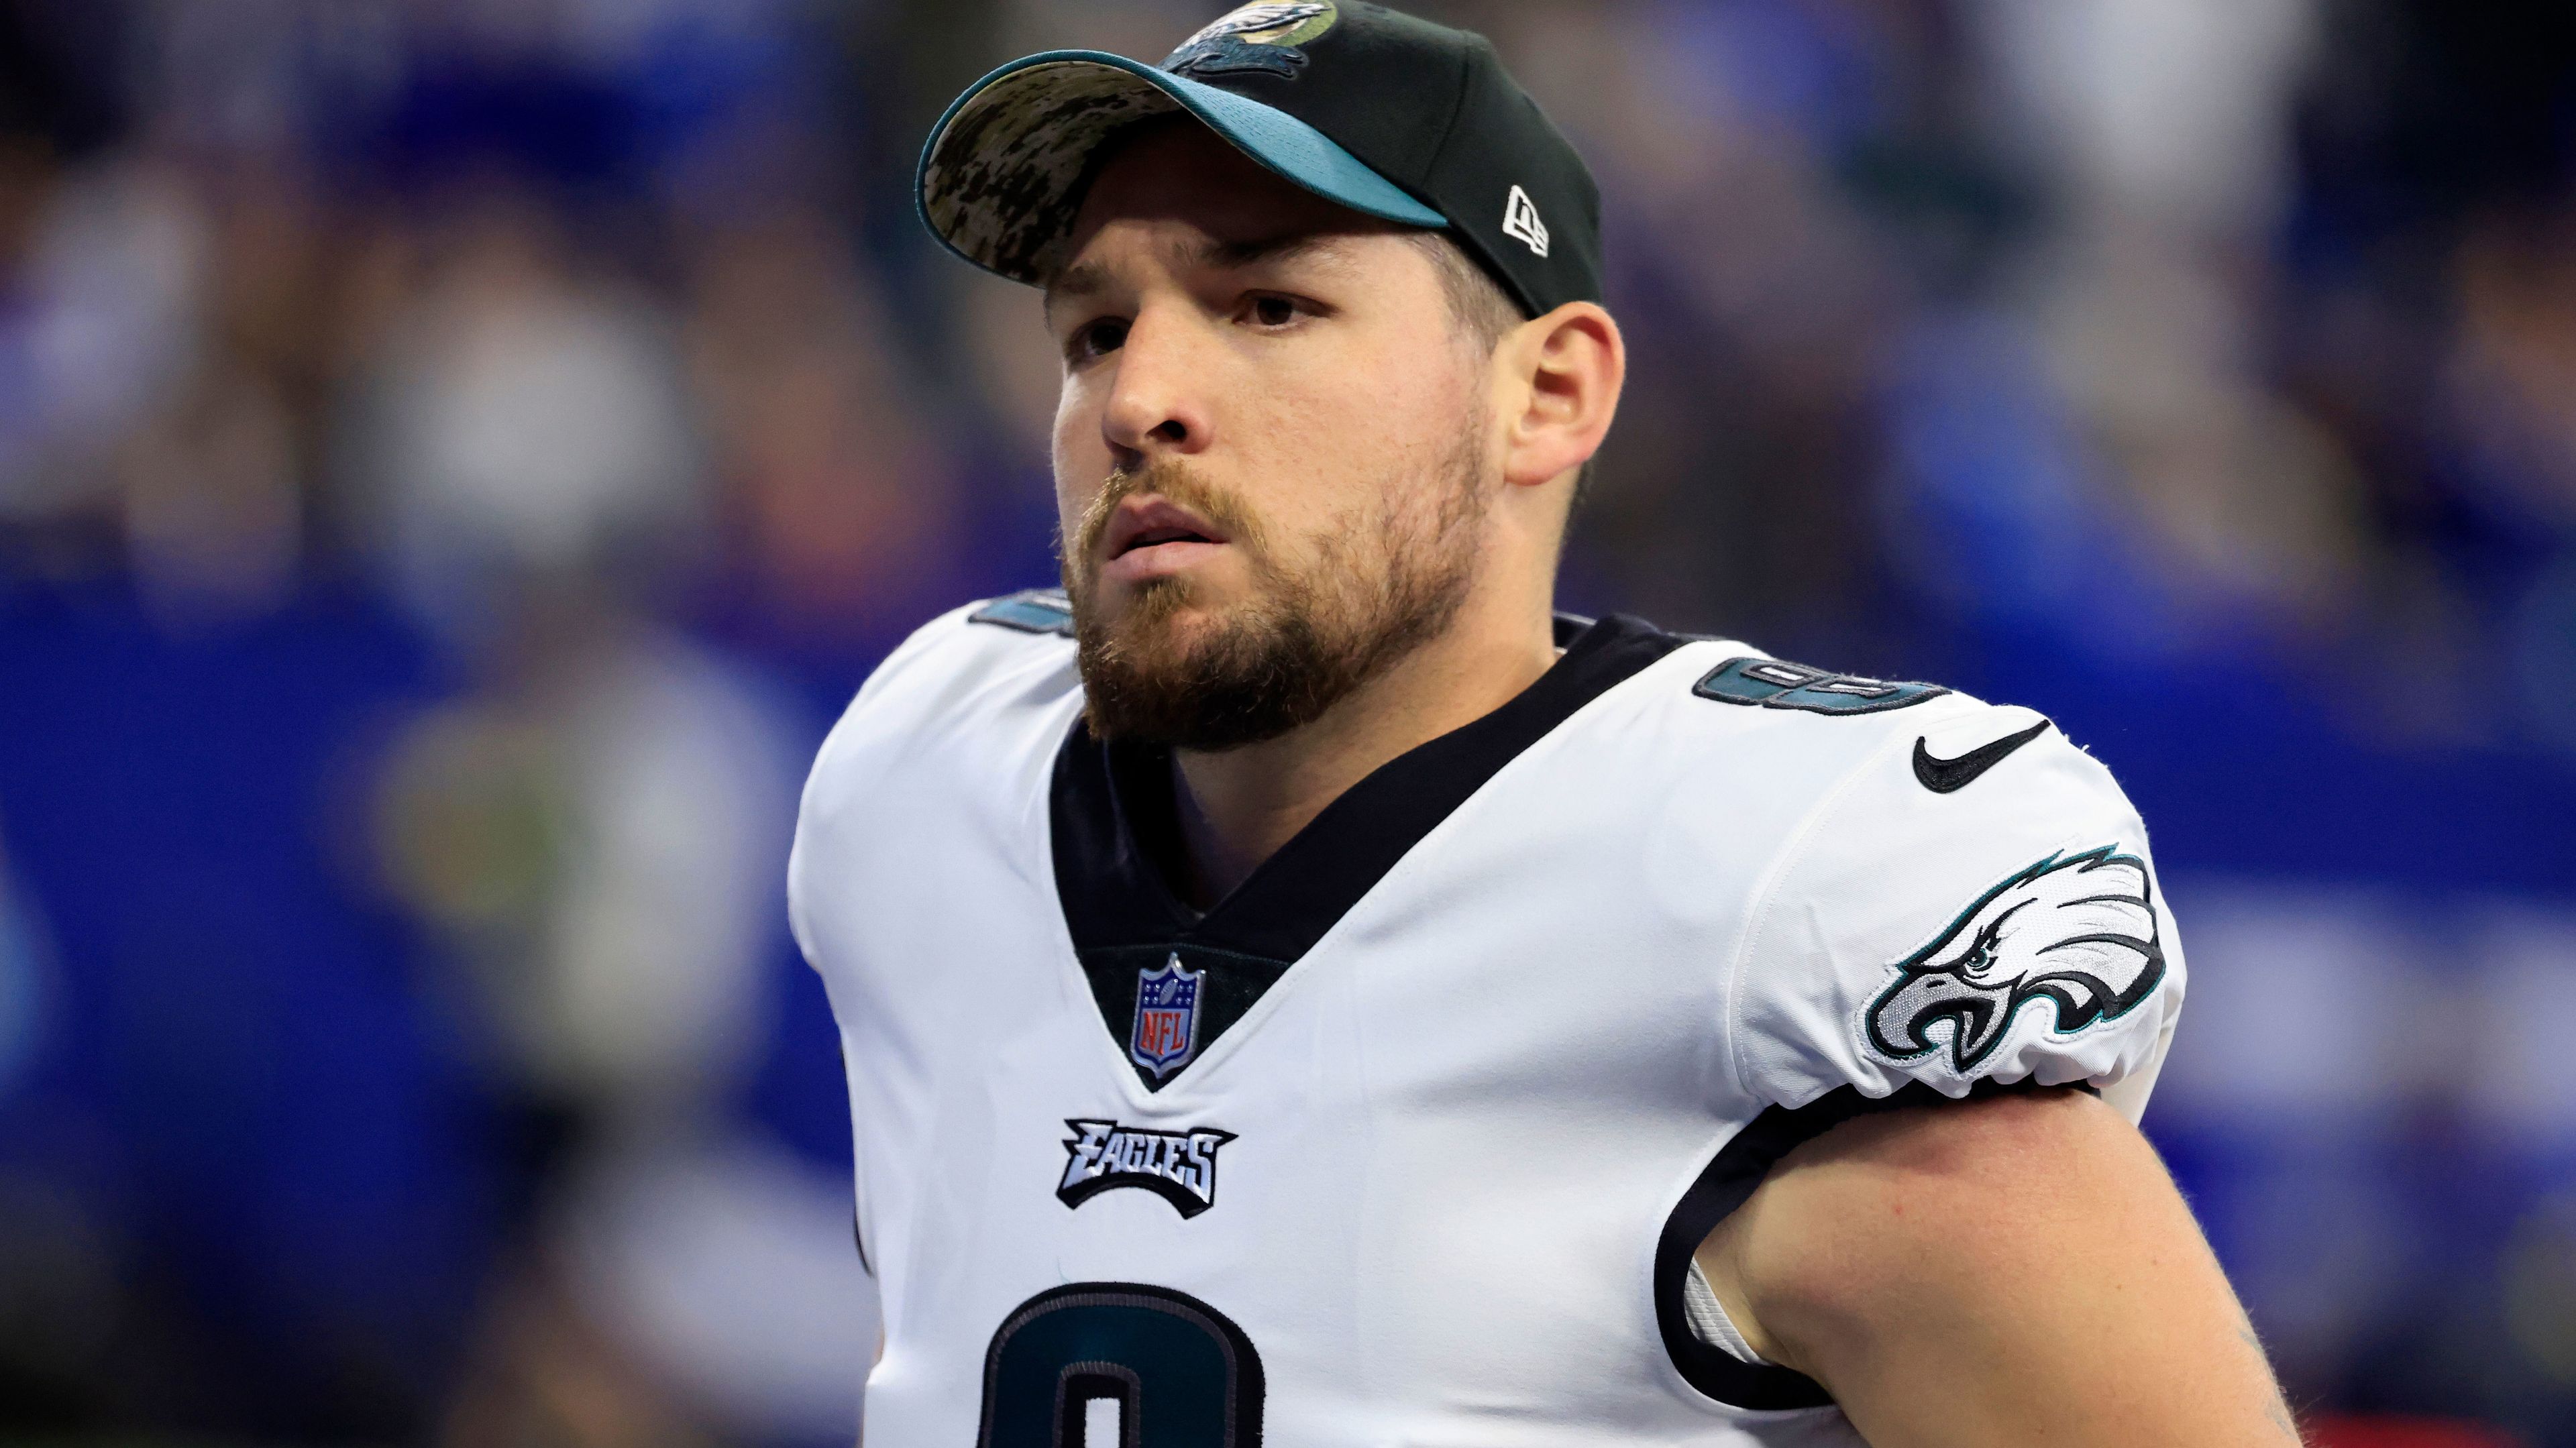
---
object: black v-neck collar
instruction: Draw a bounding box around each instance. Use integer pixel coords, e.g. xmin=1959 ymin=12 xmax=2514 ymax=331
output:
xmin=1051 ymin=614 xmax=1686 ymax=1087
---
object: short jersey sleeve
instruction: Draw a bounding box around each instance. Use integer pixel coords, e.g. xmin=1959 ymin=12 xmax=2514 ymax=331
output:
xmin=1726 ymin=702 xmax=2186 ymax=1123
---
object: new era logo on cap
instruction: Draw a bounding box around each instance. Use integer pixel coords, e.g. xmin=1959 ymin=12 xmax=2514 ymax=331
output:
xmin=1502 ymin=184 xmax=1549 ymax=258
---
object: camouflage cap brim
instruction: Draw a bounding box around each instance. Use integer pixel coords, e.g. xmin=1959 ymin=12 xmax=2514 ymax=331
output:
xmin=917 ymin=50 xmax=1446 ymax=288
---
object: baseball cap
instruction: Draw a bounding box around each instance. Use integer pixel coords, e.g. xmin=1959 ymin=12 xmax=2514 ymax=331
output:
xmin=916 ymin=1 xmax=1602 ymax=321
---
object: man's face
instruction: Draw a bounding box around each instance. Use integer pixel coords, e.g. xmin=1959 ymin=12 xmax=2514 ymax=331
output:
xmin=1046 ymin=121 xmax=1497 ymax=751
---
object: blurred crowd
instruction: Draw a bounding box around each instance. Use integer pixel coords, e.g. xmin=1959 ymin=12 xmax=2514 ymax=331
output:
xmin=0 ymin=1 xmax=2569 ymax=1444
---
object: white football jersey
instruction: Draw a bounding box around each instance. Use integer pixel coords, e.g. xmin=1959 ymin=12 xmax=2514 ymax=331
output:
xmin=790 ymin=592 xmax=2186 ymax=1447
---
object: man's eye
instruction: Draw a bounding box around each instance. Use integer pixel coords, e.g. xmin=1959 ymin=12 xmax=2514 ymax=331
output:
xmin=1248 ymin=295 xmax=1301 ymax=328
xmin=1069 ymin=319 xmax=1129 ymax=361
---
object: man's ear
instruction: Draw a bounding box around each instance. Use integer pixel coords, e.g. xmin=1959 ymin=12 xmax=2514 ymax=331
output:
xmin=1497 ymin=301 xmax=1625 ymax=489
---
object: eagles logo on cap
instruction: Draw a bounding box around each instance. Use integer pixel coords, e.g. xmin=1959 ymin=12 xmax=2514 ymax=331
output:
xmin=1166 ymin=3 xmax=1341 ymax=79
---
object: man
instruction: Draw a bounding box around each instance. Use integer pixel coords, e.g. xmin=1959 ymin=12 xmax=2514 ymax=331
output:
xmin=790 ymin=3 xmax=2300 ymax=1443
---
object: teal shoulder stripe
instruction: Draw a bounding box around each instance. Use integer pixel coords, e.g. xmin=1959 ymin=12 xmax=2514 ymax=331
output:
xmin=970 ymin=589 xmax=1077 ymax=638
xmin=1693 ymin=656 xmax=1947 ymax=716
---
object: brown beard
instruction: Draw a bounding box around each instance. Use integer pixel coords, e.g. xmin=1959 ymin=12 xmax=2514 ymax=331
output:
xmin=1061 ymin=430 xmax=1487 ymax=753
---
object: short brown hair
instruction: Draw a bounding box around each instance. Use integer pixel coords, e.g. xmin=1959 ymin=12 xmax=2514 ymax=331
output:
xmin=1409 ymin=231 xmax=1595 ymax=504
xmin=1409 ymin=231 xmax=1525 ymax=353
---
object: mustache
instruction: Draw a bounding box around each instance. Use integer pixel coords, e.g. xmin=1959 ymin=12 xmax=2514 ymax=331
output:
xmin=1070 ymin=458 xmax=1267 ymax=571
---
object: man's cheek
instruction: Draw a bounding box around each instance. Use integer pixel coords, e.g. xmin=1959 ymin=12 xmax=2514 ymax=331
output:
xmin=1051 ymin=412 xmax=1105 ymax=519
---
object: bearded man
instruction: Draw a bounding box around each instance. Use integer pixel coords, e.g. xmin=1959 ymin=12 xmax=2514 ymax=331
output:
xmin=788 ymin=4 xmax=2301 ymax=1444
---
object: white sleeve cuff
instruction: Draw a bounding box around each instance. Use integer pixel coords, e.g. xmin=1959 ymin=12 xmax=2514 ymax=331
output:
xmin=1682 ymin=1261 xmax=1773 ymax=1366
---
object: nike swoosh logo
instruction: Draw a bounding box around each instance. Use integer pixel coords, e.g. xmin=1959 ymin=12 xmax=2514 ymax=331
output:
xmin=1913 ymin=720 xmax=2053 ymax=793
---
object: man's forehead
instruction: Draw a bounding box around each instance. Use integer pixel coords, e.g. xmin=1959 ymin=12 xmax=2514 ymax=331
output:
xmin=1046 ymin=225 xmax=1379 ymax=305
xmin=1079 ymin=120 xmax=1343 ymax=228
xmin=1046 ymin=123 xmax=1406 ymax=285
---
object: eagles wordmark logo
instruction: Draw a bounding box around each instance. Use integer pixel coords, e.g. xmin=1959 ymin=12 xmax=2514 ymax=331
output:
xmin=1164 ymin=2 xmax=1340 ymax=79
xmin=1059 ymin=1119 xmax=1236 ymax=1218
xmin=1863 ymin=845 xmax=2165 ymax=1074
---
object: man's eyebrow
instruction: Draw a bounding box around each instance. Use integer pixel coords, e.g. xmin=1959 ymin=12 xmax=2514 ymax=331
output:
xmin=1044 ymin=231 xmax=1354 ymax=313
xmin=1193 ymin=231 xmax=1348 ymax=271
xmin=1046 ymin=260 xmax=1108 ymax=311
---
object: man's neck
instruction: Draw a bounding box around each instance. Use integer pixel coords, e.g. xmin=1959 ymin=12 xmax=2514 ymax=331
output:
xmin=1167 ymin=608 xmax=1560 ymax=907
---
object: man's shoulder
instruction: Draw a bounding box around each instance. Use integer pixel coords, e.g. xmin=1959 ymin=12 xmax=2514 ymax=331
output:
xmin=788 ymin=592 xmax=1083 ymax=971
xmin=804 ymin=590 xmax=1083 ymax=794
xmin=1579 ymin=634 xmax=2012 ymax=807
xmin=849 ymin=588 xmax=1080 ymax=723
xmin=1566 ymin=632 xmax=2139 ymax=917
xmin=1613 ymin=636 xmax=2130 ymax=867
xmin=1675 ymin=653 xmax=2170 ymax=1111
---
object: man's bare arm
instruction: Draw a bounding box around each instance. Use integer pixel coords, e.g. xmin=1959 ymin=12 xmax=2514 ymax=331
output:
xmin=1695 ymin=1088 xmax=2300 ymax=1447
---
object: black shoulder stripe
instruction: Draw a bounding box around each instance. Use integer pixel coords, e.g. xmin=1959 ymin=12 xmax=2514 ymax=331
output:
xmin=1693 ymin=656 xmax=1948 ymax=715
xmin=1655 ymin=1076 xmax=2097 ymax=1410
xmin=970 ymin=588 xmax=1077 ymax=636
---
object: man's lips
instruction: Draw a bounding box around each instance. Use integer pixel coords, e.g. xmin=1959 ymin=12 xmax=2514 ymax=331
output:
xmin=1098 ymin=496 xmax=1232 ymax=586
xmin=1102 ymin=536 xmax=1226 ymax=586
xmin=1103 ymin=496 xmax=1230 ymax=561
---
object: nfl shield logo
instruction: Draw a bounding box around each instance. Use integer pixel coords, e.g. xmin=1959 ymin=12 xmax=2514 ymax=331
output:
xmin=1130 ymin=954 xmax=1205 ymax=1080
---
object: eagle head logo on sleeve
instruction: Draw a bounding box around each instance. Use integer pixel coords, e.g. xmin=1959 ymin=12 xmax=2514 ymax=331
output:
xmin=1862 ymin=846 xmax=2166 ymax=1075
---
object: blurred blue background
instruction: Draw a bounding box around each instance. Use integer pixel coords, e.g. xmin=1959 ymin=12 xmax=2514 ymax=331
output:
xmin=0 ymin=1 xmax=2569 ymax=1444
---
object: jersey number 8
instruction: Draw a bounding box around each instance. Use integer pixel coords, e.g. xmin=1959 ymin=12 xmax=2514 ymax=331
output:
xmin=977 ymin=1282 xmax=1267 ymax=1447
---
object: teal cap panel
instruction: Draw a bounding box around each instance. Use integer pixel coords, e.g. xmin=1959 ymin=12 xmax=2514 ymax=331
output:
xmin=918 ymin=49 xmax=1446 ymax=287
xmin=1148 ymin=59 xmax=1447 ymax=226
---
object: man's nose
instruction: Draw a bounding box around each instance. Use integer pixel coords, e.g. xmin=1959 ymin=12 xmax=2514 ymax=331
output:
xmin=1099 ymin=306 xmax=1217 ymax=465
